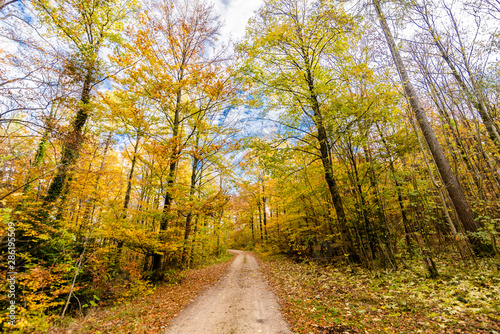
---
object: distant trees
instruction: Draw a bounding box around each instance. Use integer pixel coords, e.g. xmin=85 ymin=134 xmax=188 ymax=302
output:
xmin=233 ymin=0 xmax=499 ymax=271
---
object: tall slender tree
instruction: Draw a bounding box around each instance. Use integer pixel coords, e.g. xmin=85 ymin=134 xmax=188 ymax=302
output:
xmin=34 ymin=0 xmax=129 ymax=217
xmin=372 ymin=0 xmax=484 ymax=251
xmin=238 ymin=0 xmax=359 ymax=260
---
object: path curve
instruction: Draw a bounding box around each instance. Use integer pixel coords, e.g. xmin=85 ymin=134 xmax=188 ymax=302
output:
xmin=163 ymin=250 xmax=292 ymax=334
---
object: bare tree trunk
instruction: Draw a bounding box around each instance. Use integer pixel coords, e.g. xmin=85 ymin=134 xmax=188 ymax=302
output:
xmin=415 ymin=4 xmax=500 ymax=155
xmin=61 ymin=225 xmax=94 ymax=318
xmin=373 ymin=0 xmax=486 ymax=253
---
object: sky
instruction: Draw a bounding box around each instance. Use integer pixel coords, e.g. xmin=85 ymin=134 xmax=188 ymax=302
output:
xmin=0 ymin=0 xmax=263 ymax=52
xmin=207 ymin=0 xmax=275 ymax=171
xmin=208 ymin=0 xmax=279 ymax=138
xmin=211 ymin=0 xmax=264 ymax=43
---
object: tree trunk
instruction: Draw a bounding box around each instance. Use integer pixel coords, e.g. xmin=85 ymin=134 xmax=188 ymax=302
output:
xmin=251 ymin=213 xmax=255 ymax=244
xmin=262 ymin=192 xmax=268 ymax=242
xmin=304 ymin=69 xmax=358 ymax=262
xmin=152 ymin=81 xmax=183 ymax=280
xmin=181 ymin=154 xmax=199 ymax=268
xmin=373 ymin=0 xmax=485 ymax=252
xmin=347 ymin=144 xmax=375 ymax=261
xmin=257 ymin=198 xmax=264 ymax=243
xmin=376 ymin=124 xmax=413 ymax=252
xmin=14 ymin=105 xmax=55 ymax=216
xmin=123 ymin=135 xmax=140 ymax=212
xmin=189 ymin=215 xmax=199 ymax=267
xmin=115 ymin=134 xmax=141 ymax=266
xmin=43 ymin=70 xmax=93 ymax=208
xmin=364 ymin=141 xmax=396 ymax=269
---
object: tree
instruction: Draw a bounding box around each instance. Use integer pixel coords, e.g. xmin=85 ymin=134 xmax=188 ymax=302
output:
xmin=114 ymin=0 xmax=231 ymax=278
xmin=33 ymin=0 xmax=129 ymax=218
xmin=372 ymin=0 xmax=485 ymax=252
xmin=412 ymin=0 xmax=500 ymax=156
xmin=238 ymin=0 xmax=359 ymax=260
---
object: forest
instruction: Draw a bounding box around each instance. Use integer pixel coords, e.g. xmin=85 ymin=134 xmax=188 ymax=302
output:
xmin=0 ymin=0 xmax=499 ymax=332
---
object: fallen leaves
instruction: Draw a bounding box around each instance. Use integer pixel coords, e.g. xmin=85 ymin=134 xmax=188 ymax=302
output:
xmin=49 ymin=257 xmax=234 ymax=334
xmin=259 ymin=256 xmax=500 ymax=334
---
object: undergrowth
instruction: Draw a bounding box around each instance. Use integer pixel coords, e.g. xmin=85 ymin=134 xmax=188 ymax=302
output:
xmin=260 ymin=254 xmax=500 ymax=333
xmin=4 ymin=253 xmax=234 ymax=334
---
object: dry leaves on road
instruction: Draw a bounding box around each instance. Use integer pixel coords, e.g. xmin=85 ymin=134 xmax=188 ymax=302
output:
xmin=50 ymin=259 xmax=234 ymax=334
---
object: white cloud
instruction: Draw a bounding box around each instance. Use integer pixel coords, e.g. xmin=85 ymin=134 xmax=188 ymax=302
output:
xmin=211 ymin=0 xmax=263 ymax=43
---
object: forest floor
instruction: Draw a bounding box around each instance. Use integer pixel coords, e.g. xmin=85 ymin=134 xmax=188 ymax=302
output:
xmin=40 ymin=251 xmax=500 ymax=334
xmin=260 ymin=254 xmax=500 ymax=334
xmin=48 ymin=254 xmax=235 ymax=334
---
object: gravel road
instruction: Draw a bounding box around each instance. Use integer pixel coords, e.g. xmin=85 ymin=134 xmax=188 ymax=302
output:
xmin=163 ymin=250 xmax=292 ymax=334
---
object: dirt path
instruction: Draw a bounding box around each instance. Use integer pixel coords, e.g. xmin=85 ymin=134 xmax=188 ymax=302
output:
xmin=163 ymin=250 xmax=292 ymax=334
